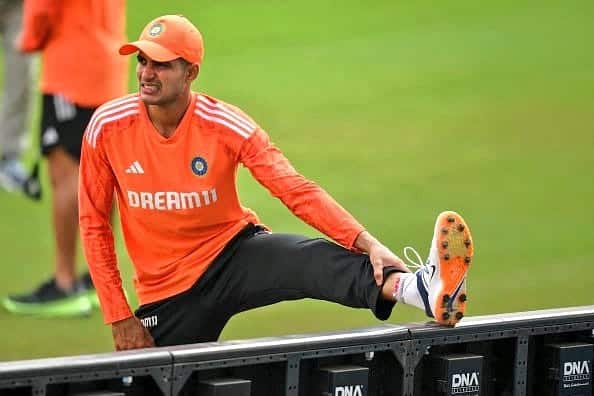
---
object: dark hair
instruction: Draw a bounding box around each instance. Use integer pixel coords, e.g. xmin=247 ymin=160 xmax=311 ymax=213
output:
xmin=178 ymin=58 xmax=192 ymax=68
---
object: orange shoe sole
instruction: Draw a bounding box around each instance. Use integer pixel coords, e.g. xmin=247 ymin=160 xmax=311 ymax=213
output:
xmin=433 ymin=211 xmax=474 ymax=326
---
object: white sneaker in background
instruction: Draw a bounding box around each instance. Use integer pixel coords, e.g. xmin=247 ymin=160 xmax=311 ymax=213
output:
xmin=0 ymin=157 xmax=27 ymax=192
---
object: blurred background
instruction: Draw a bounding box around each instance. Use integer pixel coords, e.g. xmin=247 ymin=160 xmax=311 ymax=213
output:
xmin=0 ymin=0 xmax=592 ymax=360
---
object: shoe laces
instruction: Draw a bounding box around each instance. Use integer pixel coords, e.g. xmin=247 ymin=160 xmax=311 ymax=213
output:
xmin=403 ymin=246 xmax=427 ymax=270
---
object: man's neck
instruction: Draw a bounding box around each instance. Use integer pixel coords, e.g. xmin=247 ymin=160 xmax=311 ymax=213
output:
xmin=146 ymin=93 xmax=192 ymax=138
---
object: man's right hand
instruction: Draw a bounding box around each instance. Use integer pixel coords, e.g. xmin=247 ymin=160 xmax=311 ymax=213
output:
xmin=112 ymin=316 xmax=155 ymax=351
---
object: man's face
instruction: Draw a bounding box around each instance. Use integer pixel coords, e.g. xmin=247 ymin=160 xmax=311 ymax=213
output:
xmin=136 ymin=52 xmax=192 ymax=106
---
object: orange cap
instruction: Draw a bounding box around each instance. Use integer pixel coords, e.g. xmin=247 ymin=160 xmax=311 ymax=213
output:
xmin=119 ymin=15 xmax=204 ymax=64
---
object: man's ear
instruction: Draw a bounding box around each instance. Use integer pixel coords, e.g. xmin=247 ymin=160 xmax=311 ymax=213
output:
xmin=188 ymin=63 xmax=200 ymax=82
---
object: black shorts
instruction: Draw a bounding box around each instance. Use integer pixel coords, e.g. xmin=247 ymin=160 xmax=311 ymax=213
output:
xmin=40 ymin=94 xmax=95 ymax=160
xmin=135 ymin=224 xmax=400 ymax=347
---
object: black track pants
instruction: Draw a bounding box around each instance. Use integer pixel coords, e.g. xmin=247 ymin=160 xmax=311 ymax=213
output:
xmin=135 ymin=224 xmax=396 ymax=346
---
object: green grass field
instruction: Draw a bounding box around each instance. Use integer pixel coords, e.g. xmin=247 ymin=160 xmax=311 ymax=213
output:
xmin=0 ymin=0 xmax=593 ymax=361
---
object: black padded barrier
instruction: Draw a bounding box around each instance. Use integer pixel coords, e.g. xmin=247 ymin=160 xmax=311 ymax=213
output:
xmin=407 ymin=306 xmax=594 ymax=396
xmin=168 ymin=324 xmax=410 ymax=396
xmin=0 ymin=305 xmax=592 ymax=396
xmin=0 ymin=348 xmax=173 ymax=396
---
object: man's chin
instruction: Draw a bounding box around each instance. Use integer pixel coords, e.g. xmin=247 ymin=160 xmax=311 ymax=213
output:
xmin=139 ymin=93 xmax=161 ymax=105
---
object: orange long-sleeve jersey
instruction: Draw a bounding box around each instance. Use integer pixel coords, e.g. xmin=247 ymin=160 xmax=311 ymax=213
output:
xmin=19 ymin=0 xmax=127 ymax=107
xmin=79 ymin=92 xmax=365 ymax=324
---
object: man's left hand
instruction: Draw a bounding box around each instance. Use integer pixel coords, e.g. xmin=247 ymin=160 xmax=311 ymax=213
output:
xmin=368 ymin=243 xmax=411 ymax=286
xmin=354 ymin=231 xmax=411 ymax=286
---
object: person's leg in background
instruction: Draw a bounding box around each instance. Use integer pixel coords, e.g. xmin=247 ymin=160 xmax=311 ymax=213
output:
xmin=0 ymin=0 xmax=40 ymax=198
xmin=47 ymin=146 xmax=80 ymax=292
xmin=2 ymin=94 xmax=97 ymax=316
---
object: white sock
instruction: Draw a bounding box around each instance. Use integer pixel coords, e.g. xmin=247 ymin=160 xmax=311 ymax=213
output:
xmin=396 ymin=272 xmax=426 ymax=311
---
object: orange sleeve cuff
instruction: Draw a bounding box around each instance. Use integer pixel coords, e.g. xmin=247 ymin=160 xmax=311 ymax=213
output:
xmin=102 ymin=296 xmax=134 ymax=325
xmin=19 ymin=0 xmax=57 ymax=52
xmin=348 ymin=228 xmax=367 ymax=252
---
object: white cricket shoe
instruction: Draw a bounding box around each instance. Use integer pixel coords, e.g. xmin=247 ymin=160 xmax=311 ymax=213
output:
xmin=0 ymin=157 xmax=42 ymax=200
xmin=398 ymin=211 xmax=474 ymax=326
xmin=0 ymin=157 xmax=27 ymax=192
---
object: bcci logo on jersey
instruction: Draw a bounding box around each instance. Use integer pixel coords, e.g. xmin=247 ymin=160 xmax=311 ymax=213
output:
xmin=191 ymin=156 xmax=208 ymax=176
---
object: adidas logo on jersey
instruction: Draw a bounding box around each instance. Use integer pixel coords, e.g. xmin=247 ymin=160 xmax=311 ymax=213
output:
xmin=125 ymin=161 xmax=144 ymax=174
